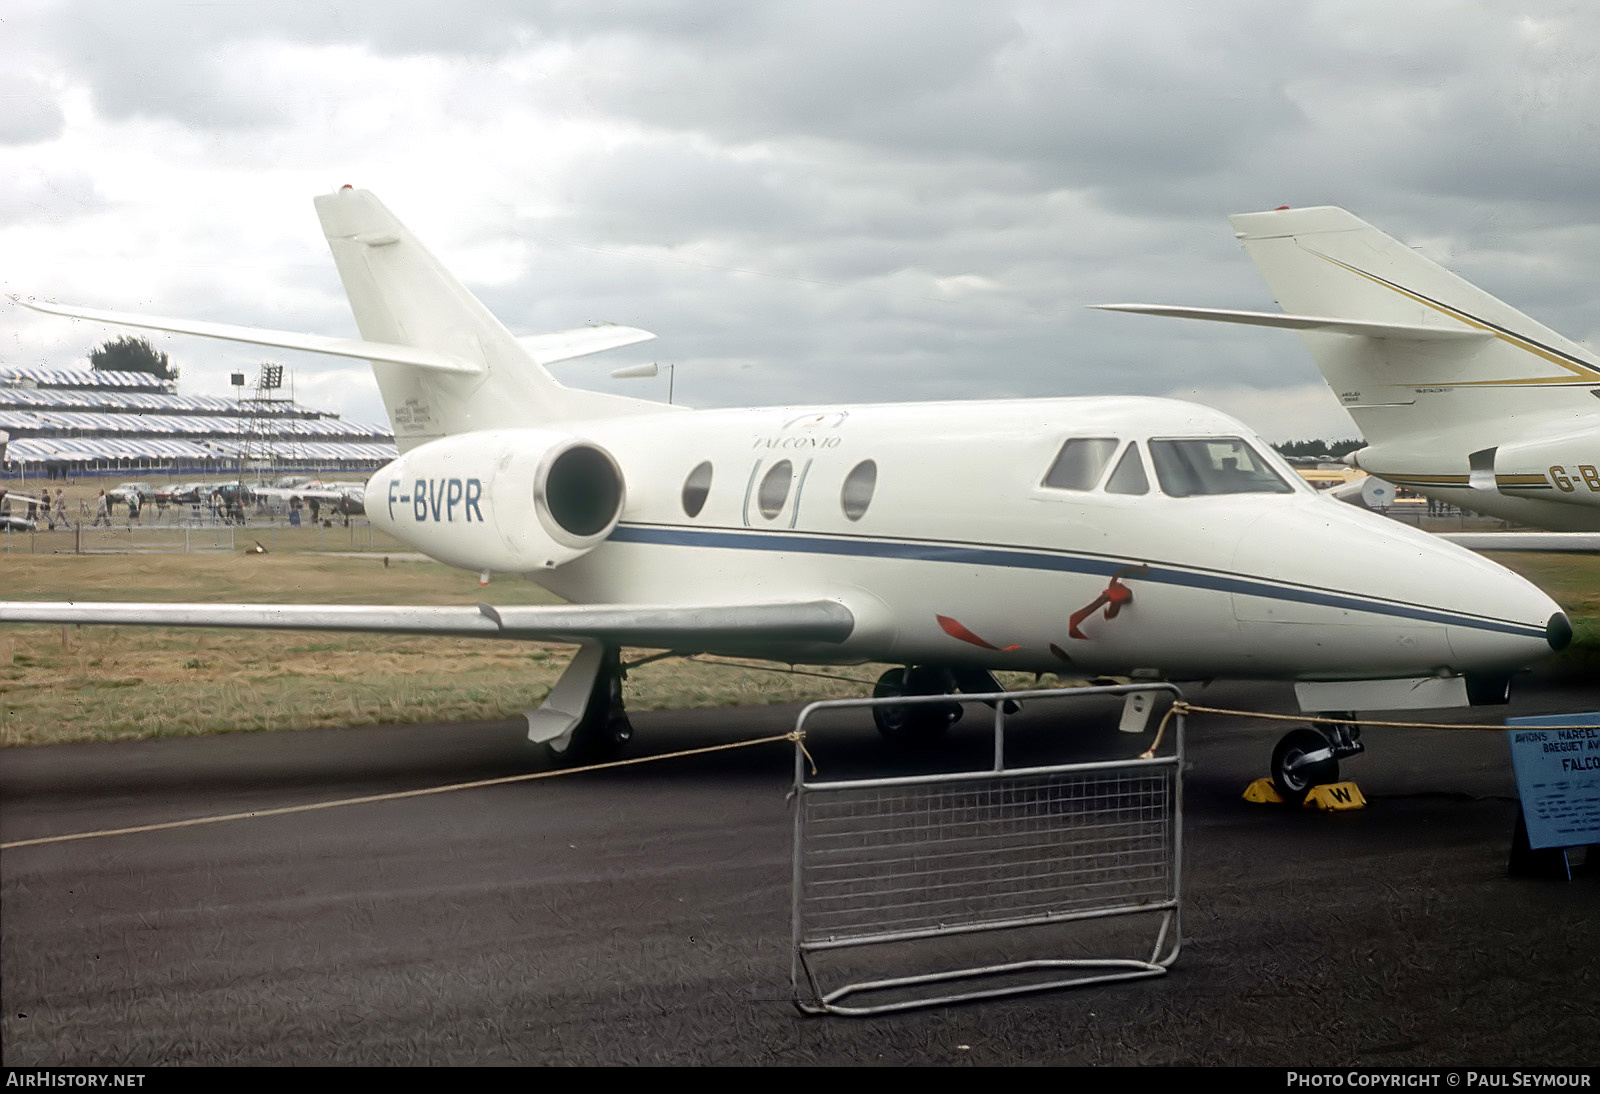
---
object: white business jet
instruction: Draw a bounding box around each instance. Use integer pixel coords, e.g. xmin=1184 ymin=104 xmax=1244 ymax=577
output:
xmin=3 ymin=190 xmax=1572 ymax=801
xmin=1095 ymin=205 xmax=1600 ymax=533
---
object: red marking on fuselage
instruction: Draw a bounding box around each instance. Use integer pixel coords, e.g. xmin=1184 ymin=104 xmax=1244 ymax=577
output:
xmin=1068 ymin=564 xmax=1149 ymax=640
xmin=937 ymin=615 xmax=1020 ymax=651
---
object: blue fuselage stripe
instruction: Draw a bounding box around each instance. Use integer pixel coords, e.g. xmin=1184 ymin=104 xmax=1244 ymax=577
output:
xmin=606 ymin=524 xmax=1545 ymax=640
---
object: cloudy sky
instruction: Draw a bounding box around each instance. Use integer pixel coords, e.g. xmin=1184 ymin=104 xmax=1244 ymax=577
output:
xmin=4 ymin=0 xmax=1598 ymax=441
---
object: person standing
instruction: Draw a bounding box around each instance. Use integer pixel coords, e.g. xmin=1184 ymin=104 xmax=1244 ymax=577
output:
xmin=54 ymin=489 xmax=67 ymax=529
xmin=93 ymin=489 xmax=110 ymax=527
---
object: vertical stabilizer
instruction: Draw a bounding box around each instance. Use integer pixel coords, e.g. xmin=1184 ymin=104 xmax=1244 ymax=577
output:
xmin=1228 ymin=206 xmax=1600 ymax=446
xmin=315 ymin=188 xmax=657 ymax=450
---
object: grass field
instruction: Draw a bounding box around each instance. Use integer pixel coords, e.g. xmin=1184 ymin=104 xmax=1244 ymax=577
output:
xmin=1487 ymin=552 xmax=1600 ymax=669
xmin=0 ymin=553 xmax=896 ymax=746
xmin=2 ymin=548 xmax=1596 ymax=746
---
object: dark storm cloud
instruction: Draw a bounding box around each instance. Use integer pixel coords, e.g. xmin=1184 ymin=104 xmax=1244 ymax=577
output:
xmin=12 ymin=0 xmax=1600 ymax=437
xmin=36 ymin=0 xmax=763 ymax=128
xmin=555 ymin=144 xmax=809 ymax=243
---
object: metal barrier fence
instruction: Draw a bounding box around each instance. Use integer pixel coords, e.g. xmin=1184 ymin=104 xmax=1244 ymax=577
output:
xmin=791 ymin=683 xmax=1183 ymax=1015
xmin=2 ymin=521 xmax=403 ymax=554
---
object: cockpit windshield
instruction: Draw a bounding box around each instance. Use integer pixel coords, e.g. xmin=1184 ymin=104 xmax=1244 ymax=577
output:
xmin=1147 ymin=437 xmax=1294 ymax=497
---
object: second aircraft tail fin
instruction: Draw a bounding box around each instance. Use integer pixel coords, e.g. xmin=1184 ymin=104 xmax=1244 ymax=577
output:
xmin=1095 ymin=205 xmax=1600 ymax=452
xmin=1228 ymin=206 xmax=1600 ymax=443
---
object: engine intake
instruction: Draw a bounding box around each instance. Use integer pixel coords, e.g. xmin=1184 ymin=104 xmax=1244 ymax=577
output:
xmin=539 ymin=444 xmax=626 ymax=544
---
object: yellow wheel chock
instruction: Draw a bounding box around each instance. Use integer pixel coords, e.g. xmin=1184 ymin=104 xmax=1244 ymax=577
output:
xmin=1243 ymin=778 xmax=1284 ymax=804
xmin=1302 ymin=781 xmax=1366 ymax=811
xmin=1243 ymin=778 xmax=1366 ymax=810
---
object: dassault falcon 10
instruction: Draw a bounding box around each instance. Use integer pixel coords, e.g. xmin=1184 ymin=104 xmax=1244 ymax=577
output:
xmin=4 ymin=189 xmax=1572 ymax=800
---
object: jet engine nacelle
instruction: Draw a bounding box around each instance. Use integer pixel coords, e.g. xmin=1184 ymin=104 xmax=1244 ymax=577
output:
xmin=365 ymin=428 xmax=625 ymax=573
xmin=1492 ymin=429 xmax=1600 ymax=497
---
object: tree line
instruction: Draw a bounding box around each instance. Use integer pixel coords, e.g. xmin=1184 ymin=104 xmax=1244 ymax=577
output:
xmin=89 ymin=335 xmax=177 ymax=381
xmin=1271 ymin=438 xmax=1363 ymax=459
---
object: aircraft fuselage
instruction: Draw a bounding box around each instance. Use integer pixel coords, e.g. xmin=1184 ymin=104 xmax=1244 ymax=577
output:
xmin=367 ymin=394 xmax=1564 ymax=683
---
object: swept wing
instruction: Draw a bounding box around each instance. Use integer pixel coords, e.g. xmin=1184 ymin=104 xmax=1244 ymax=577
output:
xmin=0 ymin=599 xmax=855 ymax=650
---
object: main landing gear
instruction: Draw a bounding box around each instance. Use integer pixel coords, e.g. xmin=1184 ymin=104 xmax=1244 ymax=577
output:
xmin=871 ymin=667 xmax=962 ymax=742
xmin=1269 ymin=714 xmax=1363 ymax=804
xmin=527 ymin=642 xmax=634 ymax=767
xmin=870 ymin=666 xmax=1013 ymax=743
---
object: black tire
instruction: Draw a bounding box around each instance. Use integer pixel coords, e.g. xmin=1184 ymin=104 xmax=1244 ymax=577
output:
xmin=1271 ymin=727 xmax=1339 ymax=803
xmin=871 ymin=666 xmax=960 ymax=743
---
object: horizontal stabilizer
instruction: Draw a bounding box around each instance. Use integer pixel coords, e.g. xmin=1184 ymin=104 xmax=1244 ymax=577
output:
xmin=0 ymin=599 xmax=856 ymax=649
xmin=1090 ymin=303 xmax=1490 ymax=341
xmin=13 ymin=297 xmax=483 ymax=375
xmin=517 ymin=325 xmax=657 ymax=366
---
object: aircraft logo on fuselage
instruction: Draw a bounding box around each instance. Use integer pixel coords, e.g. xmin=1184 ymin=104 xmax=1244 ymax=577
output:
xmin=755 ymin=409 xmax=849 ymax=448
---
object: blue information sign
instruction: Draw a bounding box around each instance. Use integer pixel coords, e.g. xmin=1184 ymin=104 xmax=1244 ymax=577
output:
xmin=1505 ymin=713 xmax=1600 ymax=850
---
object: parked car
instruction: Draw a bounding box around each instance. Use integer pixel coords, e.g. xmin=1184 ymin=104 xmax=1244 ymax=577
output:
xmin=165 ymin=483 xmax=212 ymax=505
xmin=107 ymin=482 xmax=154 ymax=504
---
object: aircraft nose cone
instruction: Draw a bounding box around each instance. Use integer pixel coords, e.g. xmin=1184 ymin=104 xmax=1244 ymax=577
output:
xmin=1547 ymin=611 xmax=1573 ymax=653
xmin=1231 ymin=500 xmax=1564 ymax=677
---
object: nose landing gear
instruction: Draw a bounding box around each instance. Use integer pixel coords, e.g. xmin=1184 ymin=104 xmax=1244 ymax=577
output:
xmin=1270 ymin=715 xmax=1363 ymax=804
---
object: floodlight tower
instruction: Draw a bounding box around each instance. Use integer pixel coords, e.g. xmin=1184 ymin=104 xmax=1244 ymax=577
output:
xmin=236 ymin=363 xmax=285 ymax=486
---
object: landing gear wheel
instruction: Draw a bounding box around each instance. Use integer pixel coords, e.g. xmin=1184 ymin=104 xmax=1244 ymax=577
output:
xmin=872 ymin=666 xmax=961 ymax=743
xmin=1271 ymin=727 xmax=1339 ymax=804
xmin=542 ymin=651 xmax=633 ymax=766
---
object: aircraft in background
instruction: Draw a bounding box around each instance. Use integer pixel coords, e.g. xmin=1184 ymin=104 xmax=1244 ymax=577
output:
xmin=0 ymin=486 xmax=45 ymax=531
xmin=1094 ymin=205 xmax=1600 ymax=532
xmin=1 ymin=190 xmax=1574 ymax=801
xmin=249 ymin=479 xmax=368 ymax=517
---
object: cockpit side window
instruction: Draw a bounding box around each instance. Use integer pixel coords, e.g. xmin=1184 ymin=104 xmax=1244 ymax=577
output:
xmin=1148 ymin=437 xmax=1294 ymax=497
xmin=1042 ymin=438 xmax=1119 ymax=490
xmin=1103 ymin=443 xmax=1149 ymax=495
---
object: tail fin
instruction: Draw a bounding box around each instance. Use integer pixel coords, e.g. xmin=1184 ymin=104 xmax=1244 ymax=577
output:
xmin=1226 ymin=206 xmax=1600 ymax=446
xmin=315 ymin=188 xmax=664 ymax=449
xmin=19 ymin=189 xmax=668 ymax=453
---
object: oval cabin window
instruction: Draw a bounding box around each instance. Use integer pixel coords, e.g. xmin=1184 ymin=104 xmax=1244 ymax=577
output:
xmin=841 ymin=460 xmax=877 ymax=521
xmin=682 ymin=461 xmax=713 ymax=517
xmin=757 ymin=460 xmax=793 ymax=519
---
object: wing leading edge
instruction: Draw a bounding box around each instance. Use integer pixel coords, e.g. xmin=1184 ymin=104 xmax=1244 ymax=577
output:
xmin=0 ymin=600 xmax=856 ymax=650
xmin=1088 ymin=303 xmax=1492 ymax=341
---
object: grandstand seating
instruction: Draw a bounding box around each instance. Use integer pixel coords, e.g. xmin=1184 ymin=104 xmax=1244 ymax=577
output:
xmin=0 ymin=366 xmax=169 ymax=390
xmin=1 ymin=366 xmax=397 ymax=478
